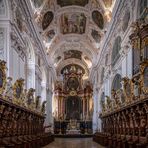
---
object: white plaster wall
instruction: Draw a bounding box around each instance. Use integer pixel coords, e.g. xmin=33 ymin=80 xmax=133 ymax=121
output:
xmin=127 ymin=49 xmax=132 ymax=78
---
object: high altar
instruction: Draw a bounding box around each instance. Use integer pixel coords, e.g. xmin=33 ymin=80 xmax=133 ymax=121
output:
xmin=53 ymin=65 xmax=93 ymax=134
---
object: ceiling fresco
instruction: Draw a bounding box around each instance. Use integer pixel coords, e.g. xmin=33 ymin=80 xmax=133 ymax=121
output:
xmin=92 ymin=10 xmax=104 ymax=30
xmin=91 ymin=30 xmax=101 ymax=43
xmin=31 ymin=0 xmax=116 ymax=78
xmin=61 ymin=64 xmax=85 ymax=74
xmin=64 ymin=50 xmax=82 ymax=60
xmin=60 ymin=13 xmax=86 ymax=34
xmin=42 ymin=11 xmax=54 ymax=30
xmin=57 ymin=0 xmax=89 ymax=7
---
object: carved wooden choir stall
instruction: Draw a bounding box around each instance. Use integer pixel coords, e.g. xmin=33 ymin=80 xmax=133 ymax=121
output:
xmin=0 ymin=60 xmax=54 ymax=148
xmin=93 ymin=22 xmax=148 ymax=147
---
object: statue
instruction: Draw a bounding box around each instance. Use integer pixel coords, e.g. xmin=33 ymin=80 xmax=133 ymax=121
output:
xmin=41 ymin=101 xmax=47 ymax=114
xmin=116 ymin=88 xmax=125 ymax=104
xmin=21 ymin=89 xmax=27 ymax=107
xmin=4 ymin=77 xmax=13 ymax=101
xmin=26 ymin=88 xmax=35 ymax=108
xmin=100 ymin=99 xmax=105 ymax=112
xmin=0 ymin=60 xmax=7 ymax=96
xmin=35 ymin=96 xmax=41 ymax=110
xmin=105 ymin=96 xmax=112 ymax=111
xmin=13 ymin=78 xmax=25 ymax=105
xmin=111 ymin=89 xmax=121 ymax=108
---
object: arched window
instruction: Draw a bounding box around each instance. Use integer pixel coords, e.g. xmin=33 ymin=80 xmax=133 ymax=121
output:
xmin=112 ymin=74 xmax=122 ymax=91
xmin=111 ymin=36 xmax=121 ymax=67
xmin=139 ymin=0 xmax=147 ymax=18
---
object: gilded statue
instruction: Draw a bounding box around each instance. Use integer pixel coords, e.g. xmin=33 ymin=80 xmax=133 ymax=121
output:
xmin=105 ymin=96 xmax=112 ymax=111
xmin=111 ymin=89 xmax=121 ymax=108
xmin=100 ymin=99 xmax=105 ymax=113
xmin=116 ymin=88 xmax=125 ymax=104
xmin=122 ymin=77 xmax=134 ymax=104
xmin=13 ymin=78 xmax=25 ymax=105
xmin=26 ymin=88 xmax=35 ymax=108
xmin=41 ymin=101 xmax=47 ymax=114
xmin=4 ymin=77 xmax=13 ymax=101
xmin=140 ymin=61 xmax=148 ymax=97
xmin=0 ymin=60 xmax=7 ymax=96
xmin=21 ymin=89 xmax=27 ymax=107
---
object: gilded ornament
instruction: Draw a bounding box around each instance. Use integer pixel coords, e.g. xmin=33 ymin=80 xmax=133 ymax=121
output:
xmin=0 ymin=60 xmax=7 ymax=97
xmin=140 ymin=61 xmax=148 ymax=97
xmin=12 ymin=78 xmax=25 ymax=105
xmin=4 ymin=77 xmax=13 ymax=101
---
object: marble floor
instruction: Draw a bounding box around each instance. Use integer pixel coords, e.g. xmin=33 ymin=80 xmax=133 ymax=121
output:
xmin=43 ymin=138 xmax=105 ymax=148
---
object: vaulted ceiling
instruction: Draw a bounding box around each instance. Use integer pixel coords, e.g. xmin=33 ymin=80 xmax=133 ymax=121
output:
xmin=30 ymin=0 xmax=115 ymax=80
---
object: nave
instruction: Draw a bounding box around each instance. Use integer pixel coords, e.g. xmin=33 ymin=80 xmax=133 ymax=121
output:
xmin=44 ymin=138 xmax=104 ymax=148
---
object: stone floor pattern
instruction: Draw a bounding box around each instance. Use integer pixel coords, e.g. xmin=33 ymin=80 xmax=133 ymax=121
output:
xmin=43 ymin=138 xmax=105 ymax=148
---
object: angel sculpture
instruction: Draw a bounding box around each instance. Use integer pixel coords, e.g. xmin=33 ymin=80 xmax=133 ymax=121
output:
xmin=41 ymin=101 xmax=47 ymax=114
xmin=26 ymin=88 xmax=35 ymax=107
xmin=105 ymin=96 xmax=112 ymax=111
xmin=21 ymin=89 xmax=27 ymax=107
xmin=100 ymin=99 xmax=105 ymax=112
xmin=5 ymin=77 xmax=13 ymax=101
xmin=35 ymin=96 xmax=41 ymax=110
xmin=111 ymin=89 xmax=120 ymax=108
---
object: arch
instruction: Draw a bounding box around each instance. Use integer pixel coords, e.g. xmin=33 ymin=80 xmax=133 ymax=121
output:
xmin=111 ymin=36 xmax=121 ymax=67
xmin=56 ymin=58 xmax=89 ymax=76
xmin=111 ymin=74 xmax=122 ymax=91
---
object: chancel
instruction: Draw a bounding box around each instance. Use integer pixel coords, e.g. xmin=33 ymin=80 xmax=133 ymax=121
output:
xmin=0 ymin=0 xmax=147 ymax=148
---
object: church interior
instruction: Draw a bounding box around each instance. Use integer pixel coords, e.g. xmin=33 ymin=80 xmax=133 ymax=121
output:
xmin=0 ymin=0 xmax=147 ymax=147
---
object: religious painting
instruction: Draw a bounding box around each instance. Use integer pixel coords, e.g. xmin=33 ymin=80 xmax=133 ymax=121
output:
xmin=57 ymin=0 xmax=89 ymax=7
xmin=60 ymin=13 xmax=86 ymax=34
xmin=91 ymin=30 xmax=101 ymax=43
xmin=67 ymin=77 xmax=79 ymax=90
xmin=66 ymin=96 xmax=81 ymax=120
xmin=31 ymin=0 xmax=43 ymax=8
xmin=46 ymin=30 xmax=55 ymax=42
xmin=92 ymin=11 xmax=104 ymax=29
xmin=42 ymin=11 xmax=54 ymax=30
xmin=64 ymin=50 xmax=82 ymax=60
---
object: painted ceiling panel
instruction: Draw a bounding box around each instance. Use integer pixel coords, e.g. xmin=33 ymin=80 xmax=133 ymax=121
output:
xmin=60 ymin=13 xmax=86 ymax=34
xmin=64 ymin=50 xmax=82 ymax=60
xmin=57 ymin=0 xmax=89 ymax=7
